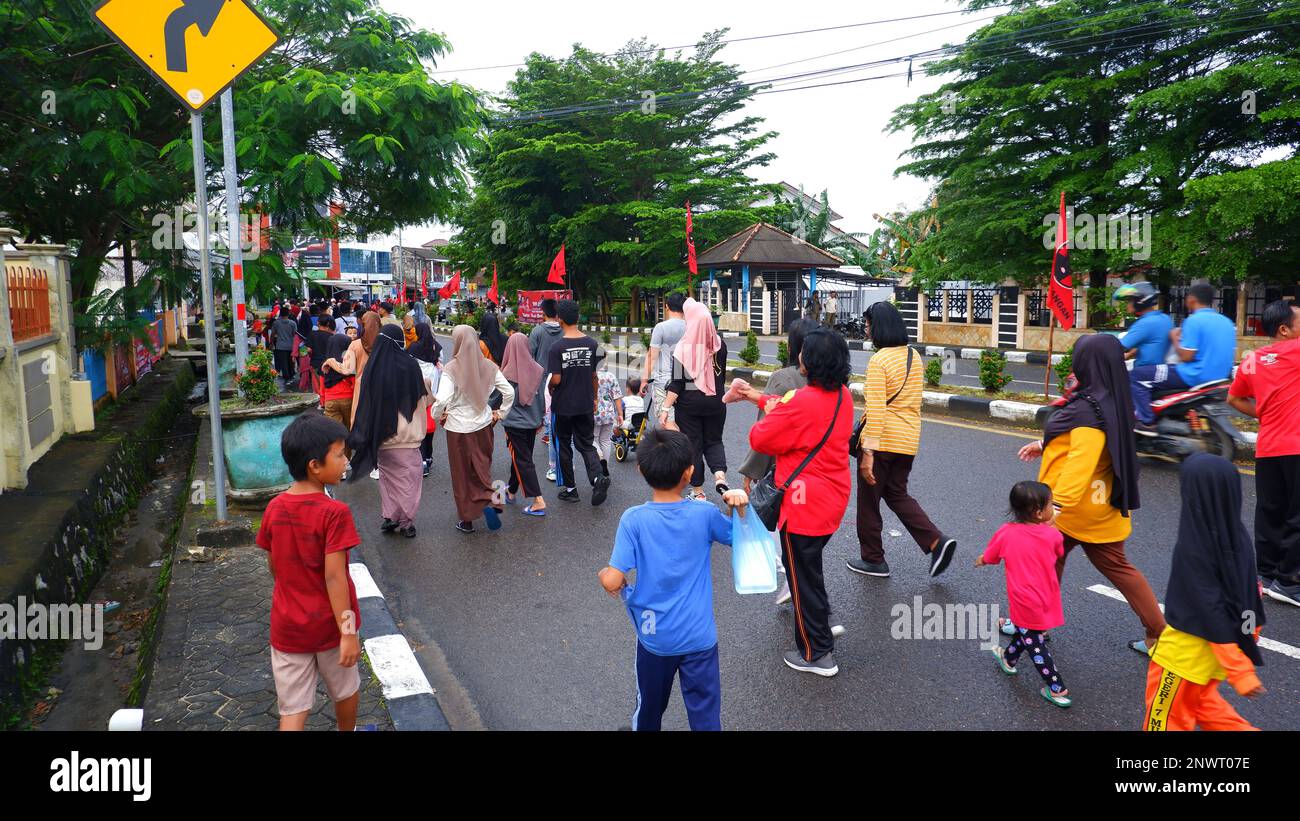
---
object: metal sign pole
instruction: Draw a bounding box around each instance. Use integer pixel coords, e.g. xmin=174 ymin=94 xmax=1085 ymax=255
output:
xmin=219 ymin=89 xmax=248 ymax=375
xmin=192 ymin=112 xmax=228 ymax=521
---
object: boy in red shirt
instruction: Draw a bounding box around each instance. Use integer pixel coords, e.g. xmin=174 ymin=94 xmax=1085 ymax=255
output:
xmin=256 ymin=412 xmax=363 ymax=731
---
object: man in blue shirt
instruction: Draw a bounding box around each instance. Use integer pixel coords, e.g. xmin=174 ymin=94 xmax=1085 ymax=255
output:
xmin=1116 ymin=282 xmax=1173 ymax=366
xmin=1131 ymin=284 xmax=1238 ymax=434
xmin=599 ymin=428 xmax=748 ymax=731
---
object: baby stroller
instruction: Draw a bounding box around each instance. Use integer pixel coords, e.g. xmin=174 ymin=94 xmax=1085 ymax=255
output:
xmin=612 ymin=410 xmax=648 ymax=462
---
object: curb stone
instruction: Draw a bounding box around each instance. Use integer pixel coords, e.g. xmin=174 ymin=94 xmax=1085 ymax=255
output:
xmin=347 ymin=552 xmax=449 ymax=731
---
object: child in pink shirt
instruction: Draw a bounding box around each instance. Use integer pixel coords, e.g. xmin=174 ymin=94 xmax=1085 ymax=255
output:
xmin=975 ymin=480 xmax=1071 ymax=708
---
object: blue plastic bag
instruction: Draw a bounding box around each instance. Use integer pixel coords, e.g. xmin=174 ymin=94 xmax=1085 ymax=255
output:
xmin=731 ymin=508 xmax=778 ymax=594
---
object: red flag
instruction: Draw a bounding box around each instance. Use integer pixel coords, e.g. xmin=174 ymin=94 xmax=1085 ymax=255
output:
xmin=547 ymin=244 xmax=566 ymax=285
xmin=487 ymin=262 xmax=499 ymax=306
xmin=685 ymin=201 xmax=698 ymax=278
xmin=1047 ymin=191 xmax=1075 ymax=331
xmin=438 ymin=270 xmax=461 ymax=300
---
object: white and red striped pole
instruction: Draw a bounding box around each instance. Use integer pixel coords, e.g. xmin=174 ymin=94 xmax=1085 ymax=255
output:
xmin=220 ymin=88 xmax=248 ymax=374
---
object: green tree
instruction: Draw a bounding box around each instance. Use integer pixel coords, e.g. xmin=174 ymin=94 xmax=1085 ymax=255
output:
xmin=888 ymin=0 xmax=1300 ymax=289
xmin=445 ymin=32 xmax=784 ymax=319
xmin=774 ymin=186 xmax=861 ymax=262
xmin=0 ymin=0 xmax=483 ymax=309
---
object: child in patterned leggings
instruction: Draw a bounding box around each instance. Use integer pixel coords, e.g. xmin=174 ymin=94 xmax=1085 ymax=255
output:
xmin=976 ymin=481 xmax=1072 ymax=708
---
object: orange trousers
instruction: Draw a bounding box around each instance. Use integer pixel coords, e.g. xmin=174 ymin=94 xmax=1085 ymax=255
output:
xmin=1143 ymin=663 xmax=1257 ymax=731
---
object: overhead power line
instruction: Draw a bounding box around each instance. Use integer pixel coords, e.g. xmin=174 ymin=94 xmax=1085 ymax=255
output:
xmin=428 ymin=5 xmax=1016 ymax=75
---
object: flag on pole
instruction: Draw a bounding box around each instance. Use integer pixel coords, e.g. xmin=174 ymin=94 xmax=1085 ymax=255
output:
xmin=547 ymin=244 xmax=566 ymax=285
xmin=438 ymin=270 xmax=461 ymax=300
xmin=1047 ymin=191 xmax=1075 ymax=331
xmin=685 ymin=201 xmax=698 ymax=279
xmin=421 ymin=267 xmax=428 ymax=298
xmin=487 ymin=262 xmax=499 ymax=306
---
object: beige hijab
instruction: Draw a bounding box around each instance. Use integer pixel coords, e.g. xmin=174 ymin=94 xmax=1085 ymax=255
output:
xmin=443 ymin=324 xmax=498 ymax=412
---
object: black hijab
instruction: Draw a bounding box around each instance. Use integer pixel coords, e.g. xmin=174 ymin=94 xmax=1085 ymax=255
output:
xmin=322 ymin=332 xmax=352 ymax=390
xmin=296 ymin=308 xmax=314 ymax=339
xmin=479 ymin=312 xmax=506 ymax=364
xmin=346 ymin=325 xmax=427 ymax=481
xmin=409 ymin=321 xmax=441 ymax=365
xmin=1043 ymin=334 xmax=1141 ymax=516
xmin=1165 ymin=453 xmax=1266 ymax=666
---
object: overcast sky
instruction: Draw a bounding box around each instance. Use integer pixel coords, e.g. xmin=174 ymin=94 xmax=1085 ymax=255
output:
xmin=375 ymin=0 xmax=996 ymax=248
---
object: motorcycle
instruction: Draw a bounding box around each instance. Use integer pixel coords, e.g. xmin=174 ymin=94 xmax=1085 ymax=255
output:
xmin=835 ymin=317 xmax=867 ymax=340
xmin=1051 ymin=374 xmax=1246 ymax=462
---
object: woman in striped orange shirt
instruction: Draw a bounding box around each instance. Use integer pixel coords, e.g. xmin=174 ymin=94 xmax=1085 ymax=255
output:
xmin=848 ymin=302 xmax=956 ymax=580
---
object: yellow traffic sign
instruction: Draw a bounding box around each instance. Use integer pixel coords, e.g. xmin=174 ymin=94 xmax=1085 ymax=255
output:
xmin=93 ymin=0 xmax=280 ymax=112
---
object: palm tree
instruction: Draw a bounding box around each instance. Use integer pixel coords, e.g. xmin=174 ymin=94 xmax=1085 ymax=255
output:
xmin=776 ymin=186 xmax=868 ymax=262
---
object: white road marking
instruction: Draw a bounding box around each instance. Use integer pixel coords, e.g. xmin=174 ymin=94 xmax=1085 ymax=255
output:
xmin=363 ymin=633 xmax=436 ymax=699
xmin=349 ymin=562 xmax=383 ymax=600
xmin=1086 ymin=584 xmax=1300 ymax=660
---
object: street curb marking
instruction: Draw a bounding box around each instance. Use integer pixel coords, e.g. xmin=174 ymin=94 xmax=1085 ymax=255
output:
xmin=363 ymin=633 xmax=437 ymax=699
xmin=1086 ymin=584 xmax=1299 ymax=661
xmin=349 ymin=562 xmax=383 ymax=600
xmin=347 ymin=561 xmax=448 ymax=731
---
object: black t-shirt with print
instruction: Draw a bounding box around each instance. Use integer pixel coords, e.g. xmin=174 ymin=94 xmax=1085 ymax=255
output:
xmin=547 ymin=335 xmax=604 ymax=416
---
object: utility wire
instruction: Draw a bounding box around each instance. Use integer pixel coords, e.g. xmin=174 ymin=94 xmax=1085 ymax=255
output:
xmin=488 ymin=6 xmax=1293 ymax=125
xmin=429 ymin=5 xmax=1017 ymax=75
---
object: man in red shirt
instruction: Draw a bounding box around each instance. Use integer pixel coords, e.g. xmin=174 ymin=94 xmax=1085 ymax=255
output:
xmin=1228 ymin=299 xmax=1300 ymax=606
xmin=256 ymin=412 xmax=363 ymax=730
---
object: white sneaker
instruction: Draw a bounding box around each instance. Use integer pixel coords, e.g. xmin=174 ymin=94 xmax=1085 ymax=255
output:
xmin=831 ymin=624 xmax=846 ymax=638
xmin=369 ymin=468 xmax=380 ymax=480
xmin=545 ymin=468 xmax=556 ymax=482
xmin=774 ymin=579 xmax=792 ymax=605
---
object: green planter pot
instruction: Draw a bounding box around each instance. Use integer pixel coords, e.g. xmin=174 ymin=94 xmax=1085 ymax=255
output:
xmin=193 ymin=393 xmax=319 ymax=501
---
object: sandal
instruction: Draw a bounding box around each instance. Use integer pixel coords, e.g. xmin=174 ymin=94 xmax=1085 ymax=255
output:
xmin=381 ymin=518 xmax=399 ymax=533
xmin=484 ymin=507 xmax=502 ymax=531
xmin=992 ymin=646 xmax=1017 ymax=675
xmin=686 ymin=489 xmax=707 ymax=502
xmin=1040 ymin=686 xmax=1072 ymax=708
xmin=522 ymin=504 xmax=546 ymax=517
xmin=714 ymin=481 xmax=730 ymax=496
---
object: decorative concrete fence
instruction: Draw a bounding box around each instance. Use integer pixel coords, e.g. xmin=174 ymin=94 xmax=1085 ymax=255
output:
xmin=0 ymin=229 xmax=95 ymax=490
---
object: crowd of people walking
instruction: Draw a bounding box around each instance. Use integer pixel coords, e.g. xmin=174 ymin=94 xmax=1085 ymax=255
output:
xmin=252 ymin=288 xmax=1293 ymax=733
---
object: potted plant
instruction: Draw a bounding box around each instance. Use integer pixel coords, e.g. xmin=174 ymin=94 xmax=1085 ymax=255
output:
xmin=193 ymin=347 xmax=318 ymax=501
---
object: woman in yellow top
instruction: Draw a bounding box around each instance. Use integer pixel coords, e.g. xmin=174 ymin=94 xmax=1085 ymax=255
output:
xmin=1143 ymin=453 xmax=1266 ymax=730
xmin=1016 ymin=333 xmax=1165 ymax=651
xmin=849 ymin=302 xmax=956 ymax=580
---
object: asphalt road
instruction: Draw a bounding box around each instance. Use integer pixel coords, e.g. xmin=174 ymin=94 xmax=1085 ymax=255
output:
xmin=336 ymin=378 xmax=1299 ymax=731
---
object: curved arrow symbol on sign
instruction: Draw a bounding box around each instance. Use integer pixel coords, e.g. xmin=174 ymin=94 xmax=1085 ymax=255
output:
xmin=164 ymin=0 xmax=226 ymax=73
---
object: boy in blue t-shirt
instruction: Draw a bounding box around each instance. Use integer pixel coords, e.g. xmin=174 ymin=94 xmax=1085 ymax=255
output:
xmin=599 ymin=428 xmax=749 ymax=731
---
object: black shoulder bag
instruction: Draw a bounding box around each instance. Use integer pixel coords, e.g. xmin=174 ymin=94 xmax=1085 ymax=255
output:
xmin=849 ymin=347 xmax=913 ymax=460
xmin=750 ymin=387 xmax=843 ymax=531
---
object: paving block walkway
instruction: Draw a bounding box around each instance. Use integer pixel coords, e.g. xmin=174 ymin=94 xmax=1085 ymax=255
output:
xmin=144 ymin=542 xmax=391 ymax=731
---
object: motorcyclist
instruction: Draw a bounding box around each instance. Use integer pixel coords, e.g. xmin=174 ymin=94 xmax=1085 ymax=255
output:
xmin=1114 ymin=282 xmax=1172 ymax=366
xmin=1130 ymin=283 xmax=1237 ymax=436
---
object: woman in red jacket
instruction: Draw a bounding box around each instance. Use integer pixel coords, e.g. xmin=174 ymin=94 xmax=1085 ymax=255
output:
xmin=748 ymin=329 xmax=854 ymax=677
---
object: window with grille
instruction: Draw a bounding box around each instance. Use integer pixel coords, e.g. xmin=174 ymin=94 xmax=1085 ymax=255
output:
xmin=972 ymin=289 xmax=996 ymax=324
xmin=945 ymin=289 xmax=968 ymax=321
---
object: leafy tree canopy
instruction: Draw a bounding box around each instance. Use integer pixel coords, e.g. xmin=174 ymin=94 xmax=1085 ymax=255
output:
xmin=445 ymin=31 xmax=786 ymax=304
xmin=0 ymin=0 xmax=483 ymax=310
xmin=889 ymin=0 xmax=1300 ymax=289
